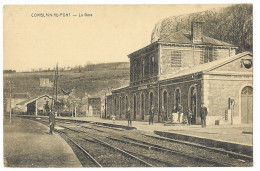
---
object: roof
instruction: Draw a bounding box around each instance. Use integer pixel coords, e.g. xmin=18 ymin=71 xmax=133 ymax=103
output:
xmin=111 ymin=85 xmax=129 ymax=92
xmin=129 ymin=29 xmax=237 ymax=58
xmin=159 ymin=29 xmax=235 ymax=47
xmin=160 ymin=51 xmax=252 ymax=81
xmin=17 ymin=94 xmax=59 ymax=106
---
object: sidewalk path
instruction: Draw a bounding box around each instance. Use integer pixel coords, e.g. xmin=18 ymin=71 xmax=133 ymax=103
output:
xmin=4 ymin=117 xmax=82 ymax=167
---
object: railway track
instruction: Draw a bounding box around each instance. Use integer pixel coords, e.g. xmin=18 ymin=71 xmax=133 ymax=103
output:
xmin=55 ymin=129 xmax=102 ymax=167
xmin=59 ymin=126 xmax=154 ymax=167
xmin=143 ymin=134 xmax=253 ymax=161
xmin=29 ymin=117 xmax=253 ymax=167
xmin=60 ymin=124 xmax=233 ymax=167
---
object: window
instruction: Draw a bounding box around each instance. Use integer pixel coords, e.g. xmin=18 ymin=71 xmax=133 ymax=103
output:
xmin=150 ymin=56 xmax=154 ymax=76
xmin=241 ymin=59 xmax=252 ymax=69
xmin=200 ymin=51 xmax=205 ymax=64
xmin=171 ymin=51 xmax=182 ymax=67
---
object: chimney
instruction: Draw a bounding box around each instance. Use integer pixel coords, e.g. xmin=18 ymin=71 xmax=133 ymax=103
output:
xmin=191 ymin=21 xmax=204 ymax=44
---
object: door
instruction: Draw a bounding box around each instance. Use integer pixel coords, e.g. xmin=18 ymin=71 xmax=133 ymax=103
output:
xmin=163 ymin=91 xmax=168 ymax=120
xmin=190 ymin=87 xmax=197 ymax=124
xmin=141 ymin=94 xmax=145 ymax=120
xmin=241 ymin=86 xmax=253 ymax=124
xmin=134 ymin=95 xmax=137 ymax=120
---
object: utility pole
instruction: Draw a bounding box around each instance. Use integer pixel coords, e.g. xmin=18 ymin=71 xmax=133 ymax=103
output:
xmin=104 ymin=91 xmax=107 ymax=118
xmin=51 ymin=63 xmax=58 ymax=113
xmin=55 ymin=63 xmax=58 ymax=103
xmin=9 ymin=81 xmax=12 ymax=123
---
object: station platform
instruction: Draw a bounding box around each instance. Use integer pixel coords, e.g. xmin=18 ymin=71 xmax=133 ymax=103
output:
xmin=3 ymin=117 xmax=82 ymax=167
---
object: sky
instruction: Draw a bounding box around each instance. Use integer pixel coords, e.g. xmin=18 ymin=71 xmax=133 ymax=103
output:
xmin=3 ymin=4 xmax=231 ymax=72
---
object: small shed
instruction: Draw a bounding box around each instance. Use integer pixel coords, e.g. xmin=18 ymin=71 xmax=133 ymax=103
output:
xmin=17 ymin=94 xmax=59 ymax=115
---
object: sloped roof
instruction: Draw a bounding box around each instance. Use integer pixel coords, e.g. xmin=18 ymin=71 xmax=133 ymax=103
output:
xmin=17 ymin=94 xmax=58 ymax=106
xmin=160 ymin=29 xmax=235 ymax=47
xmin=160 ymin=51 xmax=252 ymax=81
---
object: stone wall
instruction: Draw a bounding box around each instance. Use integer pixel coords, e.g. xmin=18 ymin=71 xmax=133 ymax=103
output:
xmin=203 ymin=74 xmax=252 ymax=125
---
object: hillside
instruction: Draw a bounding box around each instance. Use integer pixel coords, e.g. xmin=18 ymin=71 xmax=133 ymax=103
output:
xmin=4 ymin=62 xmax=130 ymax=99
xmin=151 ymin=4 xmax=253 ymax=53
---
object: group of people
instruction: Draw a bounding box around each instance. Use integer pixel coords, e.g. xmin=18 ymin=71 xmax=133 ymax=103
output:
xmin=125 ymin=103 xmax=208 ymax=128
xmin=125 ymin=105 xmax=155 ymax=126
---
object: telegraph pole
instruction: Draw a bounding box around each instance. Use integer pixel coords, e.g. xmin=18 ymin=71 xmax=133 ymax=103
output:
xmin=9 ymin=81 xmax=12 ymax=123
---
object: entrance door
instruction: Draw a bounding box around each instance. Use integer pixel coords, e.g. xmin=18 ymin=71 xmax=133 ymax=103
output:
xmin=119 ymin=97 xmax=122 ymax=119
xmin=134 ymin=95 xmax=137 ymax=120
xmin=163 ymin=91 xmax=168 ymax=120
xmin=241 ymin=86 xmax=253 ymax=124
xmin=125 ymin=96 xmax=128 ymax=119
xmin=150 ymin=92 xmax=153 ymax=108
xmin=175 ymin=89 xmax=180 ymax=110
xmin=114 ymin=98 xmax=117 ymax=116
xmin=190 ymin=87 xmax=197 ymax=123
xmin=141 ymin=94 xmax=145 ymax=120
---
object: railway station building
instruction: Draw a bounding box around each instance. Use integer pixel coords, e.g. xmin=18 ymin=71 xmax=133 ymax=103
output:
xmin=106 ymin=22 xmax=253 ymax=125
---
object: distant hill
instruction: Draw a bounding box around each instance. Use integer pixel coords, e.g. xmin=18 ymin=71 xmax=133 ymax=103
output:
xmin=3 ymin=62 xmax=130 ymax=99
xmin=151 ymin=4 xmax=253 ymax=53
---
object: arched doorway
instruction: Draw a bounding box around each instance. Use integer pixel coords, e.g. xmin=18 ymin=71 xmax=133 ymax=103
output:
xmin=114 ymin=98 xmax=117 ymax=116
xmin=190 ymin=86 xmax=197 ymax=124
xmin=119 ymin=96 xmax=122 ymax=119
xmin=175 ymin=88 xmax=181 ymax=110
xmin=133 ymin=94 xmax=137 ymax=120
xmin=149 ymin=92 xmax=153 ymax=109
xmin=141 ymin=93 xmax=145 ymax=120
xmin=241 ymin=86 xmax=253 ymax=124
xmin=125 ymin=96 xmax=128 ymax=115
xmin=163 ymin=90 xmax=168 ymax=120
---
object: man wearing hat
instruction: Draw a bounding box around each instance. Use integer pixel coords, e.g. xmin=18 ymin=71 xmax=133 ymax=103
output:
xmin=200 ymin=103 xmax=208 ymax=128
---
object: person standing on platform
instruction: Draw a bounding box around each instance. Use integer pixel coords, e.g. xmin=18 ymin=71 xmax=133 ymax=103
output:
xmin=49 ymin=111 xmax=55 ymax=134
xmin=187 ymin=108 xmax=193 ymax=125
xmin=149 ymin=105 xmax=154 ymax=125
xmin=127 ymin=107 xmax=132 ymax=126
xmin=200 ymin=103 xmax=208 ymax=128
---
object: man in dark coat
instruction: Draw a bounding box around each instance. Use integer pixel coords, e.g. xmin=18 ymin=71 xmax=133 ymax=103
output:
xmin=126 ymin=107 xmax=132 ymax=126
xmin=200 ymin=103 xmax=208 ymax=128
xmin=49 ymin=111 xmax=56 ymax=134
xmin=187 ymin=108 xmax=193 ymax=125
xmin=149 ymin=105 xmax=154 ymax=125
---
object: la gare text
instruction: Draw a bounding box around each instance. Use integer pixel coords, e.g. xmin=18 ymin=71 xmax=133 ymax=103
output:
xmin=31 ymin=13 xmax=93 ymax=18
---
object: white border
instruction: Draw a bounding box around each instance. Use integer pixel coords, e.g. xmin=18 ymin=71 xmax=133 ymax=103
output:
xmin=1 ymin=1 xmax=258 ymax=171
